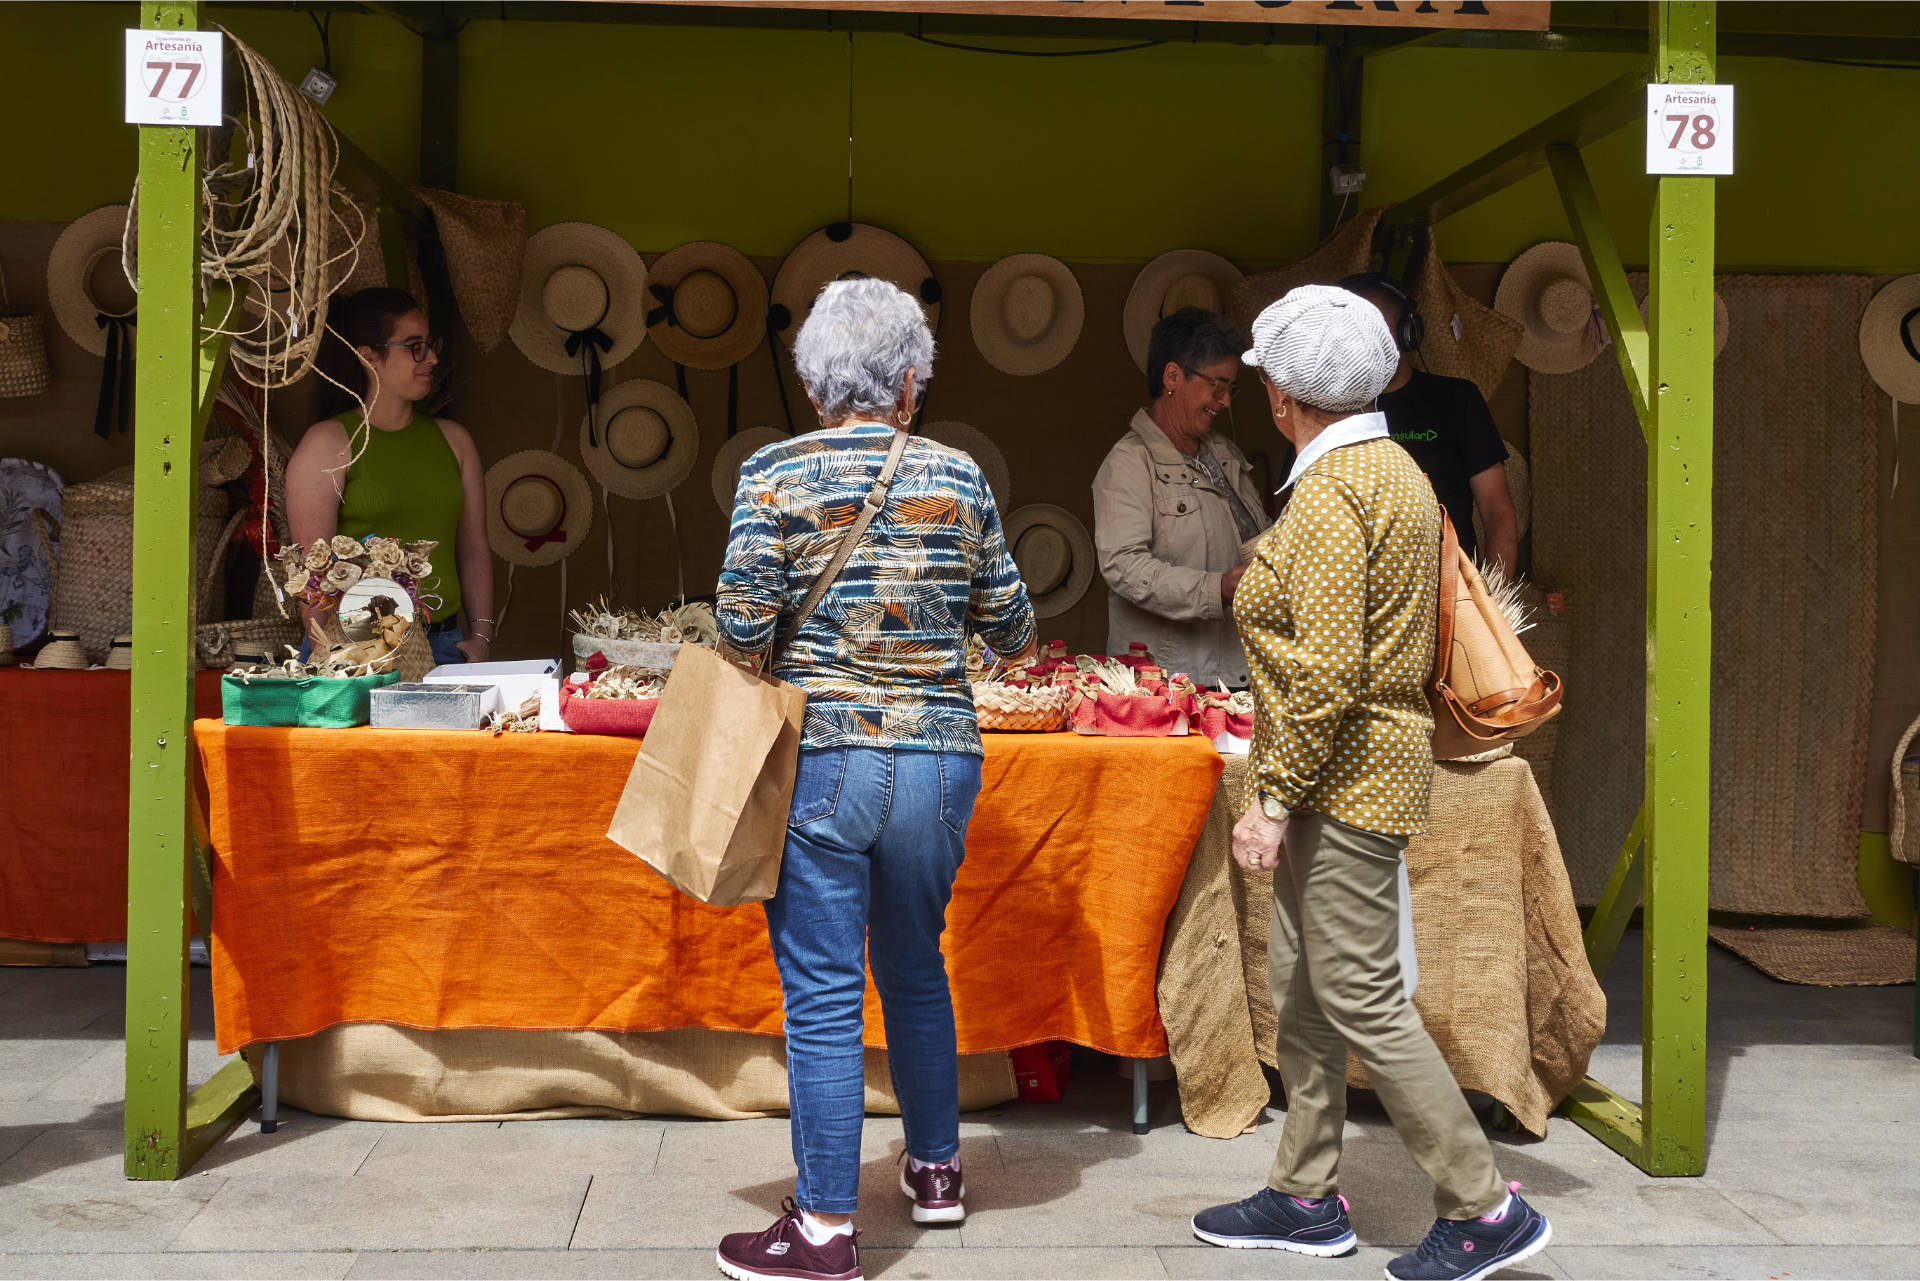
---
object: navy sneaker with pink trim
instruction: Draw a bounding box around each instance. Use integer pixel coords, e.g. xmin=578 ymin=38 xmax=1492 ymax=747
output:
xmin=1385 ymin=1183 xmax=1552 ymax=1281
xmin=1190 ymin=1187 xmax=1357 ymax=1256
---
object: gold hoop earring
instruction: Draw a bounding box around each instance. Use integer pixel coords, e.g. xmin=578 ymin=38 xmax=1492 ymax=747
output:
xmin=1275 ymin=403 xmax=1289 ymax=419
xmin=896 ymin=408 xmax=913 ymax=427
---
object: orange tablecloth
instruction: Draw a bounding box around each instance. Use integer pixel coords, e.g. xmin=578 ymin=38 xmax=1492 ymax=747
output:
xmin=195 ymin=723 xmax=1223 ymax=1058
xmin=0 ymin=669 xmax=223 ymax=943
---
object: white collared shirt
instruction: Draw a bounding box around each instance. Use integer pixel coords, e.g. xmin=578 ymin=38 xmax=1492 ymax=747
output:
xmin=1278 ymin=411 xmax=1390 ymax=493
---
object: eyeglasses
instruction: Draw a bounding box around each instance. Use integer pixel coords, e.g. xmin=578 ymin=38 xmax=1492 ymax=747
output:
xmin=1182 ymin=367 xmax=1237 ymax=400
xmin=373 ymin=336 xmax=444 ymax=363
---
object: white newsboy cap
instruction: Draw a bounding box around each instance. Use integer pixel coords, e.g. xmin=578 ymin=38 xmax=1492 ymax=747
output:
xmin=1242 ymin=284 xmax=1400 ymax=413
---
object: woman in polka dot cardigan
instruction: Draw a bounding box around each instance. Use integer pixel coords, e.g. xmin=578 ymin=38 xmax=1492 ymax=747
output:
xmin=1191 ymin=285 xmax=1551 ymax=1281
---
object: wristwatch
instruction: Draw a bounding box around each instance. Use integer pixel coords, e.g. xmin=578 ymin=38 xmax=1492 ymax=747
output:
xmin=1259 ymin=793 xmax=1289 ymax=821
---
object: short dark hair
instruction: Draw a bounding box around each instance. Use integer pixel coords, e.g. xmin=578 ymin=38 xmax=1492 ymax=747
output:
xmin=1337 ymin=272 xmax=1408 ymax=320
xmin=1146 ymin=307 xmax=1244 ymax=401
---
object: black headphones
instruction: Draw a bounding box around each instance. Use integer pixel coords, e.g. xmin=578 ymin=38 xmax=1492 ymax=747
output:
xmin=1338 ymin=272 xmax=1424 ymax=354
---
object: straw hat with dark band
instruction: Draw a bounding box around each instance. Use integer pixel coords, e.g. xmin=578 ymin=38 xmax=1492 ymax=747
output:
xmin=1003 ymin=503 xmax=1095 ymax=619
xmin=1859 ymin=274 xmax=1920 ymax=403
xmin=1495 ymin=242 xmax=1610 ymax=375
xmin=971 ymin=254 xmax=1083 ymax=376
xmin=509 ymin=221 xmax=649 ymax=376
xmin=921 ymin=420 xmax=1012 ymax=515
xmin=581 ymin=379 xmax=700 ymax=501
xmin=33 ymin=631 xmax=89 ymax=670
xmin=770 ymin=222 xmax=940 ymax=344
xmin=710 ymin=426 xmax=790 ymax=516
xmin=647 ymin=241 xmax=768 ymax=371
xmin=1124 ymin=250 xmax=1244 ymax=373
xmin=485 ymin=450 xmax=594 ymax=569
xmin=47 ymin=205 xmax=137 ymax=357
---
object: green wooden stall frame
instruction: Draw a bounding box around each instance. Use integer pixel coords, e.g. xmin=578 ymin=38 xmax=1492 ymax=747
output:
xmin=122 ymin=0 xmax=1721 ymax=1179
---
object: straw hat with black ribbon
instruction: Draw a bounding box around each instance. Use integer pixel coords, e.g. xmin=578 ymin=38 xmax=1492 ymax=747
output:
xmin=770 ymin=222 xmax=941 ymax=348
xmin=47 ymin=205 xmax=139 ymax=438
xmin=647 ymin=241 xmax=768 ymax=373
xmin=710 ymin=426 xmax=791 ymax=517
xmin=582 ymin=379 xmax=700 ymax=598
xmin=412 ymin=188 xmax=527 ymax=354
xmin=509 ymin=222 xmax=649 ymax=445
xmin=1124 ymin=250 xmax=1244 ymax=374
xmin=1495 ymin=242 xmax=1613 ymax=375
xmin=970 ymin=254 xmax=1083 ymax=377
xmin=485 ymin=450 xmax=593 ymax=570
xmin=1860 ymin=275 xmax=1920 ymax=495
xmin=33 ymin=631 xmax=89 ymax=670
xmin=921 ymin=420 xmax=1012 ymax=515
xmin=1003 ymin=503 xmax=1095 ymax=619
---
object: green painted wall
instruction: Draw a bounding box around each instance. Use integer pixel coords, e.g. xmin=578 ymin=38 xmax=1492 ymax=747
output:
xmin=8 ymin=5 xmax=1916 ymax=271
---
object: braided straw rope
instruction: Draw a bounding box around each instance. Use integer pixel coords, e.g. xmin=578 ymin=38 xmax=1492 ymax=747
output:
xmin=972 ymin=681 xmax=1071 ymax=733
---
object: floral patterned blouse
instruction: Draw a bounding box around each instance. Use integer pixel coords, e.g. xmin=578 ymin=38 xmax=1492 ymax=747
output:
xmin=718 ymin=421 xmax=1036 ymax=756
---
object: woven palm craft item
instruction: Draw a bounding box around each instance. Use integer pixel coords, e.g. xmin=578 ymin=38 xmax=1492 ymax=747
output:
xmin=0 ymin=256 xmax=50 ymax=398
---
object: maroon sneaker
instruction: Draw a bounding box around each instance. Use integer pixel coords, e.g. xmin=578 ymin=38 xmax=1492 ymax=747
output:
xmin=716 ymin=1198 xmax=860 ymax=1281
xmin=899 ymin=1154 xmax=965 ymax=1224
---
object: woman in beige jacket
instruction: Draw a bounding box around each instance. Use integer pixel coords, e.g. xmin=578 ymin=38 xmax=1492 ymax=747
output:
xmin=1091 ymin=308 xmax=1269 ymax=686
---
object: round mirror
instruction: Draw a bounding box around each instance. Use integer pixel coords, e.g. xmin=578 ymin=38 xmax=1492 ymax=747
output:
xmin=338 ymin=576 xmax=416 ymax=642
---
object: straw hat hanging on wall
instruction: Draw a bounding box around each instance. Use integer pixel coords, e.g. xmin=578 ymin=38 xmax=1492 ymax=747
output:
xmin=710 ymin=426 xmax=791 ymax=516
xmin=485 ymin=450 xmax=594 ymax=569
xmin=1494 ymin=242 xmax=1612 ymax=374
xmin=47 ymin=205 xmax=137 ymax=357
xmin=1859 ymin=274 xmax=1920 ymax=404
xmin=1124 ymin=250 xmax=1244 ymax=373
xmin=970 ymin=253 xmax=1083 ymax=376
xmin=770 ymin=223 xmax=941 ymax=346
xmin=580 ymin=379 xmax=701 ymax=501
xmin=413 ymin=188 xmax=528 ymax=354
xmin=510 ymin=222 xmax=649 ymax=445
xmin=647 ymin=241 xmax=769 ymax=371
xmin=921 ymin=420 xmax=1012 ymax=515
xmin=1003 ymin=503 xmax=1096 ymax=619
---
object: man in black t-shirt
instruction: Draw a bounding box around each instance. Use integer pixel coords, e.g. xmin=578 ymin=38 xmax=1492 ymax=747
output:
xmin=1343 ymin=277 xmax=1518 ymax=575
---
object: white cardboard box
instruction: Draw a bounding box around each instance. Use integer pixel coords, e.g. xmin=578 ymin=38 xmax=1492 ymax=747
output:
xmin=424 ymin=659 xmax=559 ymax=722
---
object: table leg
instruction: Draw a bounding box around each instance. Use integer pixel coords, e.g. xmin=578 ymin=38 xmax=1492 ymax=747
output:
xmin=1132 ymin=1058 xmax=1149 ymax=1135
xmin=261 ymin=1042 xmax=279 ymax=1134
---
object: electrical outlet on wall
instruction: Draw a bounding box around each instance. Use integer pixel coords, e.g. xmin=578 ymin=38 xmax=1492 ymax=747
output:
xmin=1328 ymin=163 xmax=1367 ymax=196
xmin=300 ymin=67 xmax=337 ymax=105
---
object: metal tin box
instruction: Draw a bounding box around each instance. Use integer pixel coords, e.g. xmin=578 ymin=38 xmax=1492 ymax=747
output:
xmin=368 ymin=682 xmax=494 ymax=731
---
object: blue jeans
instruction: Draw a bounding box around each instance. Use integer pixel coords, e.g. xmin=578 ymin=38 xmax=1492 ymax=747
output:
xmin=764 ymin=746 xmax=983 ymax=1215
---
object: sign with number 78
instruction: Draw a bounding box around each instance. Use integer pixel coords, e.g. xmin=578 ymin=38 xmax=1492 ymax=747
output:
xmin=1646 ymin=83 xmax=1734 ymax=176
xmin=124 ymin=29 xmax=224 ymax=127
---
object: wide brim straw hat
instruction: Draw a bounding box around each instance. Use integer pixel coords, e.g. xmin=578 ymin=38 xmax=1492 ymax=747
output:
xmin=1858 ymin=275 xmax=1920 ymax=403
xmin=921 ymin=420 xmax=1012 ymax=514
xmin=770 ymin=222 xmax=941 ymax=343
xmin=1638 ymin=290 xmax=1731 ymax=360
xmin=581 ymin=378 xmax=700 ymax=500
xmin=33 ymin=631 xmax=89 ymax=670
xmin=509 ymin=221 xmax=649 ymax=374
xmin=485 ymin=449 xmax=594 ymax=569
xmin=1003 ymin=503 xmax=1096 ymax=619
xmin=47 ymin=205 xmax=137 ymax=356
xmin=710 ymin=426 xmax=791 ymax=516
xmin=647 ymin=241 xmax=769 ymax=371
xmin=413 ymin=188 xmax=527 ymax=355
xmin=1124 ymin=250 xmax=1244 ymax=373
xmin=970 ymin=253 xmax=1084 ymax=376
xmin=1496 ymin=242 xmax=1610 ymax=375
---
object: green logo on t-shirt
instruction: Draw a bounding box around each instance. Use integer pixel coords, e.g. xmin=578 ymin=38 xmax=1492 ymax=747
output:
xmin=1391 ymin=429 xmax=1438 ymax=444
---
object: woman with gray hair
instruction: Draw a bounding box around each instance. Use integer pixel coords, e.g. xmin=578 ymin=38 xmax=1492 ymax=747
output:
xmin=714 ymin=278 xmax=1037 ymax=1281
xmin=1189 ymin=286 xmax=1551 ymax=1281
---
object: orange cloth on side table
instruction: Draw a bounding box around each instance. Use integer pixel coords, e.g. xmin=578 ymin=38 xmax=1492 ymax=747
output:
xmin=195 ymin=723 xmax=1222 ymax=1057
xmin=0 ymin=670 xmax=223 ymax=942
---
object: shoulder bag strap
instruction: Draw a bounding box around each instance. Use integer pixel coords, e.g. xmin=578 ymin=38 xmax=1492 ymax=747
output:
xmin=773 ymin=426 xmax=911 ymax=659
xmin=1430 ymin=503 xmax=1460 ymax=689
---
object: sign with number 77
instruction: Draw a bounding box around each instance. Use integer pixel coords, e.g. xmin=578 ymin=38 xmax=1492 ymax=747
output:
xmin=1646 ymin=83 xmax=1734 ymax=176
xmin=124 ymin=29 xmax=224 ymax=128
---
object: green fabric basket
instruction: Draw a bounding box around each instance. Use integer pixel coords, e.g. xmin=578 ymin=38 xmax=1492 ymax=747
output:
xmin=221 ymin=671 xmax=401 ymax=728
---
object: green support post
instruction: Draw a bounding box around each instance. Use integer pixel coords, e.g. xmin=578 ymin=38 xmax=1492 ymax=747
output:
xmin=1639 ymin=0 xmax=1715 ymax=1178
xmin=124 ymin=0 xmax=205 ymax=1181
xmin=1584 ymin=802 xmax=1647 ymax=981
xmin=1547 ymin=145 xmax=1654 ymax=434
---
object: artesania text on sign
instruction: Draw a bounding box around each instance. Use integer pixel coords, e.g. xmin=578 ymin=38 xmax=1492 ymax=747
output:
xmin=1645 ymin=83 xmax=1734 ymax=177
xmin=124 ymin=29 xmax=225 ymax=128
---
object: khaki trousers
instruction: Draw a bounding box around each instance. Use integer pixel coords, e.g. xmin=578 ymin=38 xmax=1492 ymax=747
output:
xmin=1265 ymin=811 xmax=1505 ymax=1220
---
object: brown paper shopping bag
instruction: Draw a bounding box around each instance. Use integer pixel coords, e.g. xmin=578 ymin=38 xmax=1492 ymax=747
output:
xmin=607 ymin=643 xmax=807 ymax=905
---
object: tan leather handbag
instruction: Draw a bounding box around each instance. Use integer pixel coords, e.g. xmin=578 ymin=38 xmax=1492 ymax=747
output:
xmin=1429 ymin=510 xmax=1563 ymax=760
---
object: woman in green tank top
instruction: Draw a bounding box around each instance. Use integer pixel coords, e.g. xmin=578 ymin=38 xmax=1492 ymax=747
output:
xmin=286 ymin=288 xmax=495 ymax=666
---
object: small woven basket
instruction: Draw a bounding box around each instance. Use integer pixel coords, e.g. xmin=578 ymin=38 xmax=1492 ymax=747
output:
xmin=0 ymin=259 xmax=50 ymax=399
xmin=197 ymin=616 xmax=305 ymax=670
xmin=972 ymin=680 xmax=1072 ymax=733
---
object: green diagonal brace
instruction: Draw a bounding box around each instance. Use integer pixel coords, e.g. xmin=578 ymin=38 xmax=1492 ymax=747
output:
xmin=1548 ymin=144 xmax=1654 ymax=435
xmin=1585 ymin=802 xmax=1647 ymax=981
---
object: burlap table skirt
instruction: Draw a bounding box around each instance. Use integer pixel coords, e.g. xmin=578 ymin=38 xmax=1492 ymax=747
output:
xmin=250 ymin=1025 xmax=1017 ymax=1123
xmin=1158 ymin=755 xmax=1605 ymax=1139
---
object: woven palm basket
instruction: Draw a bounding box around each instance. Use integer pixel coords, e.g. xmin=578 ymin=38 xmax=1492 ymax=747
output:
xmin=972 ymin=681 xmax=1071 ymax=733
